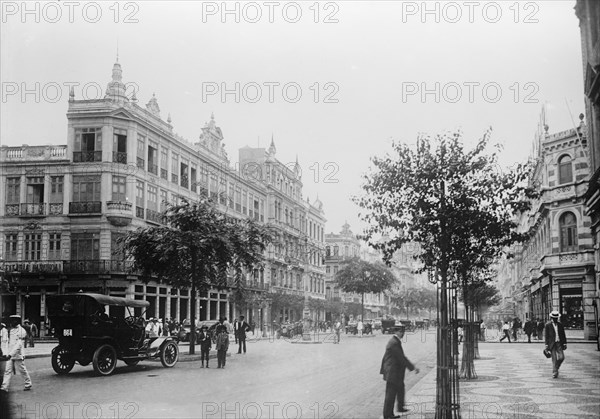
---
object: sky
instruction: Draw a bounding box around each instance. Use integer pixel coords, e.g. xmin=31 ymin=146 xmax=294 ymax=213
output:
xmin=0 ymin=0 xmax=585 ymax=236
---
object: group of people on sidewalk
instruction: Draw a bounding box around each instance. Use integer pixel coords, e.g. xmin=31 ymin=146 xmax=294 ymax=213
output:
xmin=498 ymin=316 xmax=547 ymax=343
xmin=198 ymin=316 xmax=251 ymax=369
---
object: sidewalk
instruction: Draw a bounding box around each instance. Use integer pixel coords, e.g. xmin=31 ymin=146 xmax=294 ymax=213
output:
xmin=403 ymin=341 xmax=600 ymax=418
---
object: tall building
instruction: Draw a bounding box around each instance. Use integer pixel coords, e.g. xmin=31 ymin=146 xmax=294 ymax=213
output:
xmin=504 ymin=119 xmax=595 ymax=339
xmin=0 ymin=59 xmax=326 ymax=334
xmin=575 ymin=0 xmax=600 ymax=342
xmin=324 ymin=222 xmax=387 ymax=320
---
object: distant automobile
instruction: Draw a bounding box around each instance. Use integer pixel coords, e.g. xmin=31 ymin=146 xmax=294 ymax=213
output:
xmin=373 ymin=318 xmax=383 ymax=330
xmin=179 ymin=320 xmax=219 ymax=343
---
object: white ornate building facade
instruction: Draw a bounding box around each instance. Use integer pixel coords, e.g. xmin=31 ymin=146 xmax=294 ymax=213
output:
xmin=0 ymin=59 xmax=327 ymax=335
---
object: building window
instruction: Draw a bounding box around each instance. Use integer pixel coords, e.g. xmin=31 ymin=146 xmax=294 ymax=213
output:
xmin=171 ymin=154 xmax=179 ymax=184
xmin=235 ymin=188 xmax=242 ymax=212
xmin=71 ymin=232 xmax=100 ymax=260
xmin=228 ymin=183 xmax=235 ymax=209
xmin=74 ymin=127 xmax=102 ymax=162
xmin=147 ymin=184 xmax=158 ymax=211
xmin=160 ymin=148 xmax=168 ymax=180
xmin=181 ymin=160 xmax=189 ymax=188
xmin=148 ymin=142 xmax=158 ymax=175
xmin=137 ymin=135 xmax=145 ymax=170
xmin=200 ymin=167 xmax=209 ymax=197
xmin=50 ymin=176 xmax=63 ymax=203
xmin=112 ymin=175 xmax=127 ymax=202
xmin=4 ymin=234 xmax=18 ymax=261
xmin=48 ymin=233 xmax=61 ymax=260
xmin=219 ymin=178 xmax=227 ymax=205
xmin=160 ymin=189 xmax=168 ymax=212
xmin=24 ymin=233 xmax=42 ymax=261
xmin=559 ymin=212 xmax=578 ymax=252
xmin=210 ymin=174 xmax=218 ymax=200
xmin=113 ymin=128 xmax=127 ymax=163
xmin=26 ymin=177 xmax=44 ymax=204
xmin=72 ymin=175 xmax=101 ymax=202
xmin=191 ymin=165 xmax=198 ymax=193
xmin=333 ymin=246 xmax=339 ymax=256
xmin=558 ymin=155 xmax=573 ymax=184
xmin=6 ymin=177 xmax=20 ymax=204
xmin=242 ymin=190 xmax=247 ymax=215
xmin=260 ymin=199 xmax=264 ymax=222
xmin=136 ymin=181 xmax=144 ymax=212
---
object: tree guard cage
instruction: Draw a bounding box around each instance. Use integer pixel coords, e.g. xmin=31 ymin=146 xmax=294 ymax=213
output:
xmin=435 ymin=276 xmax=461 ymax=419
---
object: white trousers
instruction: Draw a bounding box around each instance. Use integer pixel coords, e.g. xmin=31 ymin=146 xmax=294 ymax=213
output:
xmin=1 ymin=358 xmax=32 ymax=391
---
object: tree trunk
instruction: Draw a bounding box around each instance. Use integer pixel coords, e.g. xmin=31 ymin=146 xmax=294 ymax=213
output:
xmin=473 ymin=306 xmax=480 ymax=359
xmin=460 ymin=282 xmax=477 ymax=380
xmin=361 ymin=292 xmax=364 ymax=322
xmin=189 ymin=252 xmax=198 ymax=355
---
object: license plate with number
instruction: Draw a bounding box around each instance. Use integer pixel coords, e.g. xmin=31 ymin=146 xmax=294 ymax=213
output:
xmin=63 ymin=329 xmax=72 ymax=336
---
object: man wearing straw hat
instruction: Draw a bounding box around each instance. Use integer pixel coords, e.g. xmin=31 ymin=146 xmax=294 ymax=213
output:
xmin=544 ymin=310 xmax=567 ymax=378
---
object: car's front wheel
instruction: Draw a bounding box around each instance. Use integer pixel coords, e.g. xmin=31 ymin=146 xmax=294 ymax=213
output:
xmin=160 ymin=341 xmax=178 ymax=368
xmin=92 ymin=344 xmax=117 ymax=376
xmin=51 ymin=346 xmax=75 ymax=375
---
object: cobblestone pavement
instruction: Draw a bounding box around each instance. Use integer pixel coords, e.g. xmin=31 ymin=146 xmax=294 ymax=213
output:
xmin=404 ymin=341 xmax=600 ymax=419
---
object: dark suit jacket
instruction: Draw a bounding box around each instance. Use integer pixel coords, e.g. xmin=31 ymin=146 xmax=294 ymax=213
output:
xmin=544 ymin=321 xmax=567 ymax=350
xmin=380 ymin=335 xmax=415 ymax=386
xmin=237 ymin=321 xmax=250 ymax=339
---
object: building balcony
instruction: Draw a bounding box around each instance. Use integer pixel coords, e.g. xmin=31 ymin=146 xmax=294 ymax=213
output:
xmin=73 ymin=151 xmax=102 ymax=162
xmin=20 ymin=203 xmax=46 ymax=216
xmin=112 ymin=152 xmax=127 ymax=164
xmin=69 ymin=201 xmax=102 ymax=214
xmin=5 ymin=204 xmax=20 ymax=216
xmin=63 ymin=260 xmax=136 ymax=274
xmin=106 ymin=201 xmax=133 ymax=226
xmin=540 ymin=250 xmax=595 ymax=271
xmin=1 ymin=145 xmax=67 ymax=162
xmin=49 ymin=203 xmax=63 ymax=215
xmin=146 ymin=208 xmax=163 ymax=224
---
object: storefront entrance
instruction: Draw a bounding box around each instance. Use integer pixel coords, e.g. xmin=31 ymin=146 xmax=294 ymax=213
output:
xmin=560 ymin=287 xmax=584 ymax=330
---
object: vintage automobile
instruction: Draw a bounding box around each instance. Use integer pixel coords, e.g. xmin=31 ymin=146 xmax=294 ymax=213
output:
xmin=47 ymin=293 xmax=179 ymax=376
xmin=275 ymin=321 xmax=302 ymax=339
xmin=381 ymin=318 xmax=405 ymax=334
xmin=345 ymin=321 xmax=373 ymax=335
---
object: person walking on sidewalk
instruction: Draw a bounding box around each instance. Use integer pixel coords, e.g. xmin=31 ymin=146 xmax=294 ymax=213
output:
xmin=215 ymin=328 xmax=229 ymax=369
xmin=524 ymin=319 xmax=535 ymax=343
xmin=545 ymin=310 xmax=567 ymax=378
xmin=380 ymin=325 xmax=420 ymax=418
xmin=536 ymin=318 xmax=545 ymax=341
xmin=199 ymin=326 xmax=212 ymax=368
xmin=1 ymin=315 xmax=32 ymax=392
xmin=237 ymin=316 xmax=250 ymax=354
xmin=499 ymin=321 xmax=511 ymax=343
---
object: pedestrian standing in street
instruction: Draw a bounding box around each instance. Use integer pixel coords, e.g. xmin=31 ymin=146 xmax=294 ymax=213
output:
xmin=479 ymin=321 xmax=486 ymax=342
xmin=512 ymin=318 xmax=520 ymax=341
xmin=233 ymin=318 xmax=239 ymax=344
xmin=357 ymin=319 xmax=364 ymax=338
xmin=1 ymin=315 xmax=32 ymax=392
xmin=237 ymin=315 xmax=250 ymax=354
xmin=545 ymin=310 xmax=567 ymax=378
xmin=380 ymin=325 xmax=419 ymax=418
xmin=334 ymin=319 xmax=342 ymax=344
xmin=216 ymin=328 xmax=229 ymax=369
xmin=524 ymin=319 xmax=534 ymax=343
xmin=0 ymin=322 xmax=8 ymax=387
xmin=499 ymin=321 xmax=511 ymax=343
xmin=199 ymin=325 xmax=212 ymax=368
xmin=536 ymin=318 xmax=545 ymax=341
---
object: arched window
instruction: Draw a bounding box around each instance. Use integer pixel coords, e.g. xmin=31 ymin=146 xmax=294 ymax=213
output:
xmin=558 ymin=155 xmax=573 ymax=184
xmin=559 ymin=212 xmax=578 ymax=252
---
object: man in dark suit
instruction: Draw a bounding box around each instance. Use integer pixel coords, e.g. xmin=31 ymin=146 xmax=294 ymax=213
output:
xmin=237 ymin=316 xmax=250 ymax=354
xmin=545 ymin=310 xmax=567 ymax=378
xmin=233 ymin=318 xmax=240 ymax=344
xmin=380 ymin=325 xmax=420 ymax=418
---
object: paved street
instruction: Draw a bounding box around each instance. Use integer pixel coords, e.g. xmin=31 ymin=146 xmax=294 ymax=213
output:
xmin=3 ymin=331 xmax=599 ymax=418
xmin=4 ymin=331 xmax=436 ymax=419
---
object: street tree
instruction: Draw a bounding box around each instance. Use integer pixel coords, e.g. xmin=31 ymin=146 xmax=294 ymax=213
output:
xmin=334 ymin=257 xmax=396 ymax=322
xmin=122 ymin=198 xmax=273 ymax=354
xmin=355 ymin=129 xmax=536 ymax=416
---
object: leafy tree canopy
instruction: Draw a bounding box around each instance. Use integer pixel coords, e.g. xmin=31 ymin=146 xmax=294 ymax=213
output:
xmin=334 ymin=257 xmax=395 ymax=295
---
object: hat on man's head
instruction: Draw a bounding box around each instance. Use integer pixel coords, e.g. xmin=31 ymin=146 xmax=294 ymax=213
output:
xmin=9 ymin=315 xmax=21 ymax=323
xmin=549 ymin=310 xmax=560 ymax=319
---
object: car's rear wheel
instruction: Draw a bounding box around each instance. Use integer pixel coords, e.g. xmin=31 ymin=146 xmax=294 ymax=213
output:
xmin=160 ymin=341 xmax=178 ymax=368
xmin=51 ymin=346 xmax=75 ymax=375
xmin=124 ymin=359 xmax=140 ymax=367
xmin=92 ymin=344 xmax=117 ymax=376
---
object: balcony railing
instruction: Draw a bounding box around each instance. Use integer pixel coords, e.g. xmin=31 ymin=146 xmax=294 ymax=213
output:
xmin=20 ymin=203 xmax=46 ymax=216
xmin=146 ymin=208 xmax=163 ymax=224
xmin=3 ymin=260 xmax=63 ymax=273
xmin=49 ymin=203 xmax=63 ymax=215
xmin=112 ymin=152 xmax=127 ymax=164
xmin=73 ymin=151 xmax=102 ymax=162
xmin=63 ymin=260 xmax=136 ymax=274
xmin=107 ymin=201 xmax=133 ymax=211
xmin=148 ymin=163 xmax=158 ymax=175
xmin=5 ymin=204 xmax=20 ymax=216
xmin=69 ymin=201 xmax=101 ymax=214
